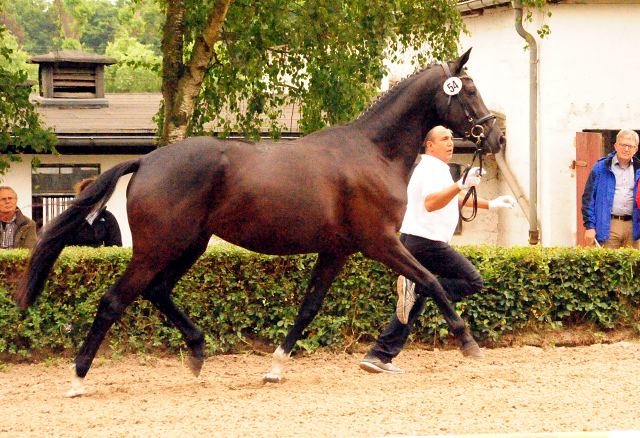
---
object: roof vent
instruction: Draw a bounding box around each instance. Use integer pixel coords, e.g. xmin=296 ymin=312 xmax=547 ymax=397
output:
xmin=28 ymin=50 xmax=116 ymax=108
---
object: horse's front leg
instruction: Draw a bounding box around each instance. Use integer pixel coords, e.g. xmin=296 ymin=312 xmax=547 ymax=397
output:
xmin=263 ymin=252 xmax=349 ymax=383
xmin=364 ymin=236 xmax=482 ymax=358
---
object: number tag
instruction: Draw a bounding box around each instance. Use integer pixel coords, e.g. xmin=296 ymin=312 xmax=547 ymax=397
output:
xmin=443 ymin=77 xmax=462 ymax=96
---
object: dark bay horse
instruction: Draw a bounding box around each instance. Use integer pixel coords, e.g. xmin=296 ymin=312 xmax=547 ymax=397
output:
xmin=16 ymin=48 xmax=504 ymax=396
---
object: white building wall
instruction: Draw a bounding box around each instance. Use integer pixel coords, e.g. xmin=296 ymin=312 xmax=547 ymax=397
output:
xmin=454 ymin=2 xmax=640 ymax=246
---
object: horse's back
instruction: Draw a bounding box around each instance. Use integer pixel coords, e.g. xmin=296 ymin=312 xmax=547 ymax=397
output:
xmin=125 ymin=136 xmax=357 ymax=255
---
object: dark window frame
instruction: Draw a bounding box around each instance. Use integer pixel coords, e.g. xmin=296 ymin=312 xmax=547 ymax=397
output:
xmin=31 ymin=164 xmax=101 ymax=230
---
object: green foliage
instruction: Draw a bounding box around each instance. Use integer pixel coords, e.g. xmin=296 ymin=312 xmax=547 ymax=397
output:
xmin=2 ymin=0 xmax=161 ymax=56
xmin=0 ymin=25 xmax=57 ymax=176
xmin=75 ymin=0 xmax=120 ymax=54
xmin=104 ymin=35 xmax=161 ymax=92
xmin=1 ymin=244 xmax=639 ymax=361
xmin=117 ymin=0 xmax=163 ymax=56
xmin=520 ymin=0 xmax=552 ymax=41
xmin=0 ymin=0 xmax=59 ymax=55
xmin=60 ymin=37 xmax=82 ymax=51
xmin=0 ymin=28 xmax=37 ymax=78
xmin=185 ymin=0 xmax=466 ymax=139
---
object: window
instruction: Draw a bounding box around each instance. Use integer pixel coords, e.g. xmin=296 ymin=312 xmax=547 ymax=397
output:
xmin=32 ymin=164 xmax=100 ymax=230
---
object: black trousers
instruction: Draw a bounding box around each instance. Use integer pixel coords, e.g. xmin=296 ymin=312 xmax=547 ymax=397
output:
xmin=369 ymin=233 xmax=484 ymax=363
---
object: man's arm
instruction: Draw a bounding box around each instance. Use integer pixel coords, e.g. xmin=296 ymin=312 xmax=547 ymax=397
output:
xmin=581 ymin=170 xmax=597 ymax=230
xmin=581 ymin=170 xmax=597 ymax=245
xmin=459 ymin=193 xmax=489 ymax=209
xmin=424 ymin=183 xmax=462 ymax=212
xmin=22 ymin=222 xmax=38 ymax=250
xmin=424 ymin=167 xmax=484 ymax=212
xmin=637 ymin=171 xmax=640 ymax=208
xmin=459 ymin=194 xmax=516 ymax=210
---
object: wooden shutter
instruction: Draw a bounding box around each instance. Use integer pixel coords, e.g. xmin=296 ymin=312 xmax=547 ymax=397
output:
xmin=575 ymin=132 xmax=603 ymax=246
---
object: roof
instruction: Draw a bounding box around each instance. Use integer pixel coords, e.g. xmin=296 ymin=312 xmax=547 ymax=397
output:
xmin=35 ymin=93 xmax=302 ymax=135
xmin=28 ymin=50 xmax=117 ymax=65
xmin=33 ymin=92 xmax=304 ymax=153
xmin=36 ymin=93 xmax=161 ymax=135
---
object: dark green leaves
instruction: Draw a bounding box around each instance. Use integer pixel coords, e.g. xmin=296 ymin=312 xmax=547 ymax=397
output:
xmin=187 ymin=0 xmax=466 ymax=139
xmin=2 ymin=244 xmax=635 ymax=360
xmin=0 ymin=26 xmax=57 ymax=175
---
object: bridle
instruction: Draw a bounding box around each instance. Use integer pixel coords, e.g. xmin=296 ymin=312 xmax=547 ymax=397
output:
xmin=439 ymin=61 xmax=496 ymax=222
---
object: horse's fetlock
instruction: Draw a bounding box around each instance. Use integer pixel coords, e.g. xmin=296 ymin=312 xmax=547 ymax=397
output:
xmin=74 ymin=357 xmax=92 ymax=378
xmin=450 ymin=321 xmax=467 ymax=337
xmin=186 ymin=331 xmax=205 ymax=353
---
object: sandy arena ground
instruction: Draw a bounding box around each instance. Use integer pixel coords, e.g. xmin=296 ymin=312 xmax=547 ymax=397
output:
xmin=2 ymin=340 xmax=640 ymax=438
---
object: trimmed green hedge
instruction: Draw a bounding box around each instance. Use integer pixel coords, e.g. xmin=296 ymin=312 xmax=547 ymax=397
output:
xmin=1 ymin=244 xmax=639 ymax=359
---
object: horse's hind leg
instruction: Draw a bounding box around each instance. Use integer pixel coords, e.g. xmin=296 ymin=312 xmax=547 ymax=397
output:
xmin=263 ymin=252 xmax=348 ymax=383
xmin=363 ymin=235 xmax=482 ymax=357
xmin=142 ymin=240 xmax=209 ymax=377
xmin=68 ymin=263 xmax=158 ymax=397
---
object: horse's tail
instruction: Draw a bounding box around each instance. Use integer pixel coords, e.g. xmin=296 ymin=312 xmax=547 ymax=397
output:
xmin=14 ymin=158 xmax=142 ymax=310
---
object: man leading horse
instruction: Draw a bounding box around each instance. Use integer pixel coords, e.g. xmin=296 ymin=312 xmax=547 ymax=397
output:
xmin=360 ymin=125 xmax=516 ymax=374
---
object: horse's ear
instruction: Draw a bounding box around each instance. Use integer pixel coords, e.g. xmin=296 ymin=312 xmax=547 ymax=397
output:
xmin=451 ymin=48 xmax=472 ymax=75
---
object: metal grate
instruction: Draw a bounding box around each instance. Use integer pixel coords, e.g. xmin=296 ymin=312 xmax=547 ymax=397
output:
xmin=32 ymin=196 xmax=75 ymax=231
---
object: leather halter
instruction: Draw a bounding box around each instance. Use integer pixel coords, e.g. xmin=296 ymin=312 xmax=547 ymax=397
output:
xmin=439 ymin=62 xmax=497 ymax=222
xmin=439 ymin=62 xmax=497 ymax=134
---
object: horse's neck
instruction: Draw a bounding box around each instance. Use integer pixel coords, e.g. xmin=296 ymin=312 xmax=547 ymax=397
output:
xmin=353 ymin=75 xmax=441 ymax=171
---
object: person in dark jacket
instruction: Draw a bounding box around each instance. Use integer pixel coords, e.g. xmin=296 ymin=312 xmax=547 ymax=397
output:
xmin=581 ymin=129 xmax=640 ymax=249
xmin=0 ymin=186 xmax=37 ymax=250
xmin=68 ymin=178 xmax=122 ymax=247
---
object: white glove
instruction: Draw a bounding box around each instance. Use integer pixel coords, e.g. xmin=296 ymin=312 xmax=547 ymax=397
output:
xmin=457 ymin=167 xmax=486 ymax=190
xmin=489 ymin=195 xmax=516 ymax=210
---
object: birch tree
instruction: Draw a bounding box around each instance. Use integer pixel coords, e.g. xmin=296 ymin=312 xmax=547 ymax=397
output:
xmin=158 ymin=0 xmax=466 ymax=145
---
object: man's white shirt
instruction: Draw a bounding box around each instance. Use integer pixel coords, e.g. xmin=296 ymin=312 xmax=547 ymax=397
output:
xmin=399 ymin=155 xmax=458 ymax=243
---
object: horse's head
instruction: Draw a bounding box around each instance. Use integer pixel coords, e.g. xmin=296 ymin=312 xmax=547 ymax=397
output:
xmin=436 ymin=48 xmax=505 ymax=154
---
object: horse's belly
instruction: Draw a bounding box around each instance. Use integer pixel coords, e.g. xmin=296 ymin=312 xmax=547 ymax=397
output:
xmin=214 ymin=232 xmax=319 ymax=256
xmin=211 ymin=217 xmax=348 ymax=256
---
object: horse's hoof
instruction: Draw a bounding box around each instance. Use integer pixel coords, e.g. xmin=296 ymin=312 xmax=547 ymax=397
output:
xmin=460 ymin=342 xmax=485 ymax=358
xmin=187 ymin=356 xmax=204 ymax=377
xmin=65 ymin=387 xmax=87 ymax=398
xmin=67 ymin=363 xmax=87 ymax=397
xmin=262 ymin=373 xmax=283 ymax=383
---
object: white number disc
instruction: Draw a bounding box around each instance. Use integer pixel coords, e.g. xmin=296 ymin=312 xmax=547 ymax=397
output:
xmin=443 ymin=77 xmax=462 ymax=96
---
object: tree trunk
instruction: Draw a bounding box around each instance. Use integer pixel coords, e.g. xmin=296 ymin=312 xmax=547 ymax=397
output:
xmin=160 ymin=0 xmax=232 ymax=147
xmin=54 ymin=0 xmax=78 ymax=40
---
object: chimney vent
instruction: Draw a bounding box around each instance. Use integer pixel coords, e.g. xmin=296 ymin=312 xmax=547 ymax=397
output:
xmin=28 ymin=50 xmax=116 ymax=108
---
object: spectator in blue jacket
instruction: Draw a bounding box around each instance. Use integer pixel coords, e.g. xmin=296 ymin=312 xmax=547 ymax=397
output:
xmin=581 ymin=129 xmax=640 ymax=249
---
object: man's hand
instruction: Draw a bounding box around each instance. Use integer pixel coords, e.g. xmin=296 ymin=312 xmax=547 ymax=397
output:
xmin=457 ymin=167 xmax=486 ymax=190
xmin=584 ymin=228 xmax=597 ymax=246
xmin=488 ymin=195 xmax=517 ymax=210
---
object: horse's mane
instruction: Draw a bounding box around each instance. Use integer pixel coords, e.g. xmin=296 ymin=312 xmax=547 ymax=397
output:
xmin=349 ymin=62 xmax=441 ymax=125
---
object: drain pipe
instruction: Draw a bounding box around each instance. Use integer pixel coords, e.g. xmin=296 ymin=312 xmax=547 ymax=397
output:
xmin=512 ymin=0 xmax=540 ymax=245
xmin=495 ymin=151 xmax=530 ymax=222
